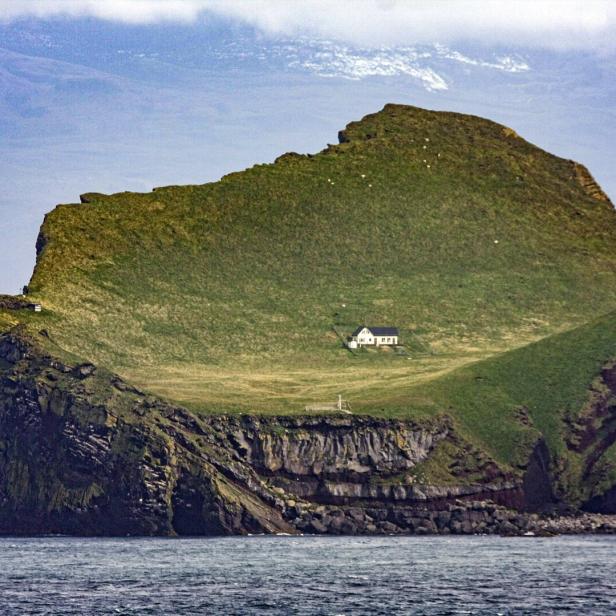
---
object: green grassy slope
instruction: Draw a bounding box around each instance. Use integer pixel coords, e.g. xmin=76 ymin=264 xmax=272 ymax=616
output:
xmin=404 ymin=311 xmax=616 ymax=470
xmin=7 ymin=103 xmax=616 ymax=415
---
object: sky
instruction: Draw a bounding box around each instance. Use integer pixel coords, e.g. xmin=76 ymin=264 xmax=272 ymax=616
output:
xmin=1 ymin=1 xmax=615 ymax=293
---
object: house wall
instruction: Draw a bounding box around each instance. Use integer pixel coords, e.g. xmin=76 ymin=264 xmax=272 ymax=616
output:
xmin=375 ymin=336 xmax=398 ymax=346
xmin=356 ymin=328 xmax=373 ymax=346
xmin=354 ymin=329 xmax=398 ymax=346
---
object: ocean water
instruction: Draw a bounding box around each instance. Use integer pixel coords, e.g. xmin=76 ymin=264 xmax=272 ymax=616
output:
xmin=0 ymin=535 xmax=615 ymax=615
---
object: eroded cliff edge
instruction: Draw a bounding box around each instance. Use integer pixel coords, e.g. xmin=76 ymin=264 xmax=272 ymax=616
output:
xmin=1 ymin=329 xmax=615 ymax=536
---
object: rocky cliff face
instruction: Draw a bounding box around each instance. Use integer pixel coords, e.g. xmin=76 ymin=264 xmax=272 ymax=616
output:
xmin=217 ymin=414 xmax=522 ymax=507
xmin=0 ymin=329 xmax=295 ymax=536
xmin=0 ymin=329 xmax=615 ymax=536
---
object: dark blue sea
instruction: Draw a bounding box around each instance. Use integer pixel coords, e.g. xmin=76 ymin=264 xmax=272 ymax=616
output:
xmin=1 ymin=535 xmax=614 ymax=615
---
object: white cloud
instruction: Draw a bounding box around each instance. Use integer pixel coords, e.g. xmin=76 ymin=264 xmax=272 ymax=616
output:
xmin=295 ymin=45 xmax=450 ymax=91
xmin=281 ymin=42 xmax=529 ymax=90
xmin=1 ymin=0 xmax=616 ymax=51
xmin=0 ymin=1 xmax=201 ymax=24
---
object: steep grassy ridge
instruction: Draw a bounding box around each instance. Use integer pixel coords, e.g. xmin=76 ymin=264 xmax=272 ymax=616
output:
xmin=407 ymin=311 xmax=616 ymax=493
xmin=8 ymin=104 xmax=616 ymax=414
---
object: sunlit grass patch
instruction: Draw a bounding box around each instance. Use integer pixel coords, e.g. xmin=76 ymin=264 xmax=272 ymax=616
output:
xmin=8 ymin=104 xmax=615 ymax=431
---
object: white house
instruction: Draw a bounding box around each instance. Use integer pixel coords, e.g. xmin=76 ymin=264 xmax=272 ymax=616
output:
xmin=350 ymin=325 xmax=399 ymax=347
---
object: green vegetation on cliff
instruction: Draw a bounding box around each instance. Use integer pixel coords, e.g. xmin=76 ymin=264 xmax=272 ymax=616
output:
xmin=1 ymin=104 xmax=615 ymax=430
xmin=410 ymin=312 xmax=616 ymax=500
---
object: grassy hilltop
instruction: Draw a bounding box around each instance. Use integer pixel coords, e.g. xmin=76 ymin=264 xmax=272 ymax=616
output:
xmin=3 ymin=104 xmax=616 ymax=433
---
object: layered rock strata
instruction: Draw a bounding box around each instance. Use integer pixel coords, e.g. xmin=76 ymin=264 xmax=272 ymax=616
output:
xmin=0 ymin=329 xmax=614 ymax=536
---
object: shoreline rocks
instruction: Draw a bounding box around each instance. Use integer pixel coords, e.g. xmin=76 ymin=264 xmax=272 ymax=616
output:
xmin=289 ymin=500 xmax=616 ymax=536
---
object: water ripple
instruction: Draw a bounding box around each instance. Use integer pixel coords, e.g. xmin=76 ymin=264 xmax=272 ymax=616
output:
xmin=0 ymin=536 xmax=615 ymax=615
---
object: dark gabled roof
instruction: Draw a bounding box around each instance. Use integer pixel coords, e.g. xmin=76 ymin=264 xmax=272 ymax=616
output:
xmin=352 ymin=325 xmax=399 ymax=337
xmin=369 ymin=326 xmax=399 ymax=336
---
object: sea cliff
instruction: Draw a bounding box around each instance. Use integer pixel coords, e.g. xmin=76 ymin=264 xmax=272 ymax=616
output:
xmin=1 ymin=328 xmax=615 ymax=536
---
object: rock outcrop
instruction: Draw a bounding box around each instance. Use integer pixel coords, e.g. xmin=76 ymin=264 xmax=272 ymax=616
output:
xmin=0 ymin=328 xmax=615 ymax=536
xmin=571 ymin=162 xmax=613 ymax=203
xmin=0 ymin=296 xmax=29 ymax=311
xmin=0 ymin=329 xmax=294 ymax=535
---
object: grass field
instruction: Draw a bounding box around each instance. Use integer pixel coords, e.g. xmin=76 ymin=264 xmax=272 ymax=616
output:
xmin=123 ymin=348 xmax=493 ymax=413
xmin=2 ymin=105 xmax=615 ymax=450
